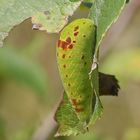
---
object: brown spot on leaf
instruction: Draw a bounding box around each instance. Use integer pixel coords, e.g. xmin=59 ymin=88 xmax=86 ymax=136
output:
xmin=68 ymin=83 xmax=71 ymax=87
xmin=84 ymin=62 xmax=87 ymax=65
xmin=66 ymin=75 xmax=68 ymax=78
xmin=63 ymin=64 xmax=66 ymax=68
xmin=73 ymin=41 xmax=76 ymax=43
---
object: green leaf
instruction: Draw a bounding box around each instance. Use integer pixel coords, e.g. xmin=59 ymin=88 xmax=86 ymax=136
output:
xmin=0 ymin=48 xmax=48 ymax=97
xmin=55 ymin=92 xmax=86 ymax=136
xmin=89 ymin=68 xmax=103 ymax=126
xmin=88 ymin=0 xmax=126 ymax=55
xmin=0 ymin=0 xmax=82 ymax=47
xmin=81 ymin=0 xmax=93 ymax=9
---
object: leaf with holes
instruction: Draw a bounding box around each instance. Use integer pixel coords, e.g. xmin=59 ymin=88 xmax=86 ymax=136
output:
xmin=0 ymin=0 xmax=82 ymax=47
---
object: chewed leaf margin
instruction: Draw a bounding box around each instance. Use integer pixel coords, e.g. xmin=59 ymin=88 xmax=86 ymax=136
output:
xmin=0 ymin=0 xmax=82 ymax=47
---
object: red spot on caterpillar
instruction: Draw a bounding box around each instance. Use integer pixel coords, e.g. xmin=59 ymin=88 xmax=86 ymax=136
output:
xmin=58 ymin=40 xmax=69 ymax=50
xmin=58 ymin=40 xmax=61 ymax=47
xmin=57 ymin=38 xmax=74 ymax=50
xmin=74 ymin=26 xmax=79 ymax=31
xmin=61 ymin=41 xmax=69 ymax=50
xmin=66 ymin=37 xmax=71 ymax=44
xmin=71 ymin=99 xmax=83 ymax=112
xmin=71 ymin=99 xmax=78 ymax=106
xmin=68 ymin=44 xmax=73 ymax=49
xmin=75 ymin=108 xmax=84 ymax=112
xmin=62 ymin=54 xmax=66 ymax=58
xmin=74 ymin=31 xmax=79 ymax=36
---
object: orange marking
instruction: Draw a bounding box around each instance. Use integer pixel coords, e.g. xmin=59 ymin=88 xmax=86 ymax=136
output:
xmin=71 ymin=99 xmax=78 ymax=106
xmin=74 ymin=31 xmax=79 ymax=36
xmin=58 ymin=37 xmax=74 ymax=50
xmin=66 ymin=37 xmax=71 ymax=44
xmin=68 ymin=44 xmax=73 ymax=49
xmin=75 ymin=108 xmax=84 ymax=112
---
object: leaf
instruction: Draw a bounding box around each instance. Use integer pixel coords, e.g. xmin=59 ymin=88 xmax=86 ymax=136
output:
xmin=88 ymin=0 xmax=126 ymax=55
xmin=88 ymin=68 xmax=103 ymax=126
xmin=0 ymin=0 xmax=82 ymax=47
xmin=0 ymin=48 xmax=48 ymax=97
xmin=81 ymin=0 xmax=93 ymax=9
xmin=55 ymin=92 xmax=86 ymax=136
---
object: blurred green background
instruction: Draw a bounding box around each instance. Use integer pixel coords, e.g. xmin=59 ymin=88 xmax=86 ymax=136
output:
xmin=0 ymin=1 xmax=140 ymax=140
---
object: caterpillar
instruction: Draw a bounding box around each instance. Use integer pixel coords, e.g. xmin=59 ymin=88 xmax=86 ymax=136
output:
xmin=57 ymin=18 xmax=96 ymax=122
xmin=55 ymin=18 xmax=120 ymax=136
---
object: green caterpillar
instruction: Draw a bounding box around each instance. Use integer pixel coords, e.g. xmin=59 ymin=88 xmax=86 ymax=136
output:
xmin=57 ymin=18 xmax=96 ymax=122
xmin=55 ymin=18 xmax=120 ymax=136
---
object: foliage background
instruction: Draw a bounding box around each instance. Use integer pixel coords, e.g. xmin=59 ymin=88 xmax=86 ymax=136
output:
xmin=0 ymin=0 xmax=140 ymax=140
